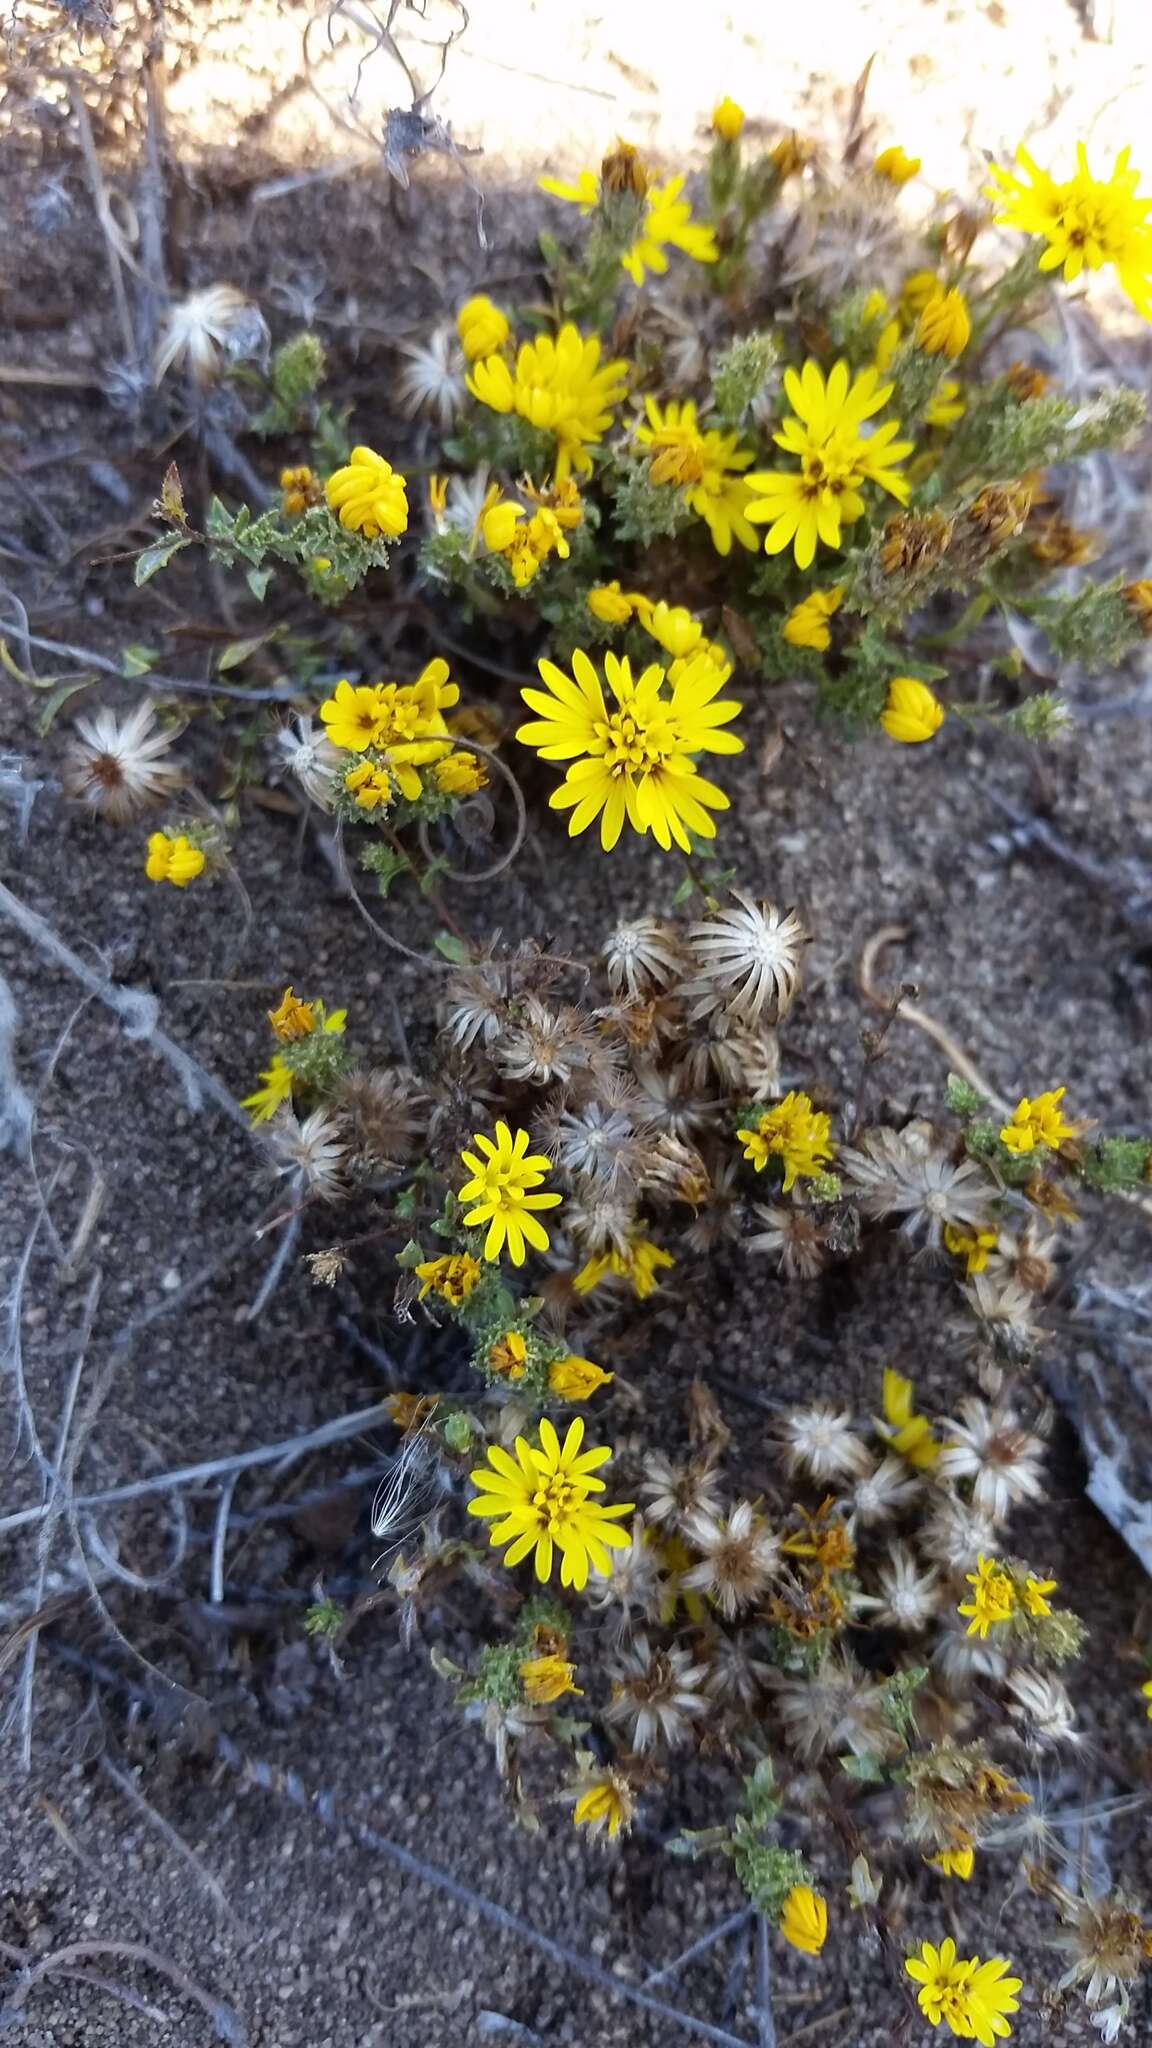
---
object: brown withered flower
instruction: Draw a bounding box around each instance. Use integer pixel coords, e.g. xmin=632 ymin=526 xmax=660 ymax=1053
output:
xmin=966 ymin=481 xmax=1034 ymax=546
xmin=879 ymin=508 xmax=954 ymax=577
xmin=601 ymin=139 xmax=648 ymax=198
xmin=1029 ymin=515 xmax=1098 ymax=567
xmin=1005 ymin=361 xmax=1052 ymax=402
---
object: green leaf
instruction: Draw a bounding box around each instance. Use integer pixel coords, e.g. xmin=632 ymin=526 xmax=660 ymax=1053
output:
xmin=121 ymin=643 xmax=160 ymax=676
xmin=840 ymin=1752 xmax=885 ymax=1782
xmin=217 ymin=633 xmax=272 ymax=672
xmin=246 ymin=566 xmax=274 ymax=601
xmin=360 ymin=846 xmax=410 ymax=897
xmin=434 ymin=932 xmax=472 ymax=963
xmin=671 ymin=875 xmax=695 ymax=906
xmin=36 ymin=676 xmax=95 ymax=733
xmin=134 ymin=534 xmax=192 ymax=585
xmin=418 ymin=853 xmax=451 ymax=896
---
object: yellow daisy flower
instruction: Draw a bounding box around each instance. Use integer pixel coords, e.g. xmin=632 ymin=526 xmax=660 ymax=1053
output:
xmin=467 ymin=1417 xmax=633 ymax=1587
xmin=457 ymin=1121 xmax=562 ymax=1265
xmin=779 ymin=1885 xmax=827 ymax=1955
xmin=745 ymin=360 xmax=912 ymax=569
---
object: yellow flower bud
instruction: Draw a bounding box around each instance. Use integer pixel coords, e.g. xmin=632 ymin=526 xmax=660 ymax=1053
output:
xmin=480 ymin=499 xmax=523 ymax=554
xmin=880 ymin=676 xmax=946 ymax=743
xmin=456 ymin=293 xmax=510 ymax=363
xmin=586 ymin=581 xmax=635 ymax=624
xmin=779 ymin=1885 xmax=828 ymax=1956
xmin=712 ymin=97 xmax=745 ymax=143
xmin=917 ymin=287 xmax=971 ymax=359
xmin=325 ymin=446 xmax=408 ymax=539
xmin=548 ymin=1355 xmax=613 ymax=1400
xmin=874 ymin=145 xmax=921 ymax=185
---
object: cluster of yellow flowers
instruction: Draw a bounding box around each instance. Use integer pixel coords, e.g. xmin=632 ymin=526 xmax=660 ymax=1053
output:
xmin=317 ymin=659 xmax=486 ymax=810
xmin=475 ymin=474 xmax=584 ymax=588
xmin=958 ymin=1553 xmax=1057 ymax=1638
xmin=468 ymin=321 xmax=629 ymax=484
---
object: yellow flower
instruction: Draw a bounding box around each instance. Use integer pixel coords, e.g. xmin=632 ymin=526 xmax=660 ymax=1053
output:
xmin=458 ymin=1120 xmax=562 ymax=1266
xmin=572 ymin=1771 xmax=635 ymax=1838
xmin=999 ymin=1088 xmax=1075 ymax=1155
xmin=489 ymin=1330 xmax=529 ymax=1380
xmin=1022 ymin=1573 xmax=1057 ymax=1618
xmin=712 ymin=97 xmax=745 ymax=143
xmin=925 ymin=378 xmax=966 ymax=427
xmin=415 ymin=1252 xmax=482 ymax=1305
xmin=144 ymin=830 xmax=205 ymax=887
xmin=344 ymin=760 xmax=394 ymax=810
xmin=574 ymin=1237 xmax=674 ymax=1301
xmin=963 ymin=1957 xmax=1022 ymax=2047
xmin=539 ymin=164 xmax=603 ymax=208
xmin=325 ymin=447 xmax=409 ymax=540
xmin=587 ymin=581 xmax=636 ymax=624
xmin=917 ymin=288 xmax=972 ymax=358
xmin=880 ymin=675 xmax=945 ymax=743
xmin=320 ymin=680 xmax=389 ymax=752
xmin=467 ymin=1417 xmax=634 ymax=1587
xmin=280 ymin=464 xmax=319 ymax=515
xmin=548 ymin=1355 xmax=613 ymax=1400
xmin=1141 ymin=1677 xmax=1152 ymax=1718
xmin=779 ymin=1885 xmax=827 ymax=1956
xmin=943 ymin=1223 xmax=998 ymax=1275
xmin=878 ymin=1367 xmax=944 ymax=1470
xmin=456 ymin=293 xmax=510 ymax=362
xmin=782 ymin=586 xmax=843 ymax=652
xmin=434 ymin=751 xmax=487 ymax=796
xmin=901 ymin=269 xmax=942 ymax=318
xmin=428 ymin=473 xmax=449 ymax=521
xmin=480 ymin=497 xmax=525 ymax=553
xmin=634 ymin=397 xmax=758 ymax=555
xmin=987 ymin=142 xmax=1152 ymax=321
xmin=959 ymin=1553 xmax=1016 ymax=1638
xmin=637 ymin=598 xmax=704 ymax=659
xmin=736 ymin=1090 xmax=834 ymax=1191
xmin=745 ymin=360 xmax=912 ymax=570
xmin=520 ymin=1652 xmax=582 ymax=1703
xmin=267 ymin=987 xmax=316 ymax=1041
xmin=928 ymin=1840 xmax=976 ymax=1881
xmin=468 ymin=324 xmax=628 ymax=484
xmin=906 ymin=1939 xmax=1020 ymax=2043
xmin=875 ymin=145 xmax=921 ymax=185
xmin=241 ymin=1054 xmax=294 ymax=1124
xmin=622 ymin=174 xmax=719 ymax=285
xmin=517 ymin=646 xmax=741 ymax=854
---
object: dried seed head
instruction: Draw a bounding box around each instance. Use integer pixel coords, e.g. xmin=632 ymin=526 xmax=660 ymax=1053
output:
xmin=602 ymin=917 xmax=685 ymax=1002
xmin=155 ymin=284 xmax=269 ymax=386
xmin=683 ymin=895 xmax=807 ymax=1027
xmin=64 ymin=700 xmax=182 ymax=823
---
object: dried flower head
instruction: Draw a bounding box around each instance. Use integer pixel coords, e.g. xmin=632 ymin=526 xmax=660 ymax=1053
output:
xmin=337 ymin=1067 xmax=429 ymax=1170
xmin=1053 ymin=1889 xmax=1150 ymax=2009
xmin=683 ymin=895 xmax=806 ymax=1026
xmin=849 ymin=1454 xmax=923 ymax=1527
xmin=155 ymin=284 xmax=269 ymax=386
xmin=271 ymin=717 xmax=343 ymax=812
xmin=65 ymin=700 xmax=182 ymax=823
xmin=266 ymin=1106 xmax=348 ymax=1200
xmin=841 ymin=1126 xmax=996 ymax=1247
xmin=780 ymin=1404 xmax=872 ymax=1484
xmin=603 ymin=917 xmax=686 ymax=1001
xmin=639 ymin=1451 xmax=724 ymax=1534
xmin=855 ymin=1543 xmax=942 ymax=1631
xmin=395 ymin=321 xmax=467 ymax=428
xmin=936 ymin=1398 xmax=1047 ymax=1522
xmin=606 ymin=1635 xmax=711 ymax=1749
xmin=920 ymin=1491 xmax=1000 ymax=1574
xmin=682 ymin=1500 xmax=781 ymax=1617
xmin=587 ymin=1512 xmax=668 ymax=1639
xmin=770 ymin=1651 xmax=904 ymax=1762
xmin=747 ymin=1202 xmax=826 ymax=1280
xmin=1005 ymin=1669 xmax=1079 ymax=1747
xmin=495 ymin=999 xmax=603 ymax=1088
